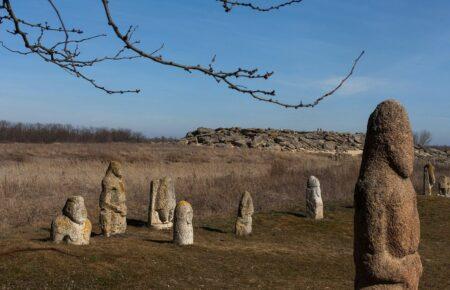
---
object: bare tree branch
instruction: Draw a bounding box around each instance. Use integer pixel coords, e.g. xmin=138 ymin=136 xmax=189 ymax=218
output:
xmin=0 ymin=0 xmax=365 ymax=109
xmin=101 ymin=0 xmax=364 ymax=108
xmin=0 ymin=0 xmax=140 ymax=94
xmin=218 ymin=0 xmax=304 ymax=12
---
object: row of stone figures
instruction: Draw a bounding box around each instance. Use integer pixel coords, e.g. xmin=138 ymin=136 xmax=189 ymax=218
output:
xmin=50 ymin=165 xmax=258 ymax=245
xmin=423 ymin=163 xmax=450 ymax=197
xmin=51 ymin=99 xmax=424 ymax=289
xmin=51 ymin=194 xmax=194 ymax=246
xmin=51 ymin=165 xmax=194 ymax=246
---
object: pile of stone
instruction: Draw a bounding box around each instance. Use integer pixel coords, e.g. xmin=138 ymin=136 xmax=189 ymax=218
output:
xmin=414 ymin=145 xmax=450 ymax=163
xmin=181 ymin=127 xmax=365 ymax=153
xmin=181 ymin=127 xmax=450 ymax=162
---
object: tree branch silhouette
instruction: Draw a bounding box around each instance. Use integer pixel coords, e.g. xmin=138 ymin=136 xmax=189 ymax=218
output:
xmin=218 ymin=0 xmax=304 ymax=12
xmin=0 ymin=0 xmax=140 ymax=94
xmin=1 ymin=0 xmax=365 ymax=109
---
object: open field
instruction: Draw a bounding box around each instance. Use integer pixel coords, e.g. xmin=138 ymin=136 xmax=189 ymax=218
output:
xmin=0 ymin=143 xmax=449 ymax=289
xmin=0 ymin=197 xmax=449 ymax=289
xmin=0 ymin=143 xmax=363 ymax=230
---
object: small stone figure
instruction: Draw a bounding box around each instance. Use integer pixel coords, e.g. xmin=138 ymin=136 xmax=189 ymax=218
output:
xmin=235 ymin=191 xmax=254 ymax=236
xmin=173 ymin=201 xmax=193 ymax=246
xmin=306 ymin=176 xmax=324 ymax=220
xmin=99 ymin=161 xmax=127 ymax=237
xmin=354 ymin=100 xmax=422 ymax=289
xmin=148 ymin=177 xmax=176 ymax=229
xmin=438 ymin=176 xmax=450 ymax=197
xmin=423 ymin=163 xmax=435 ymax=195
xmin=51 ymin=196 xmax=92 ymax=245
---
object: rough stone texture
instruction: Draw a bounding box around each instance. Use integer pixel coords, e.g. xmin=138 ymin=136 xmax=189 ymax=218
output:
xmin=423 ymin=163 xmax=435 ymax=196
xmin=51 ymin=196 xmax=92 ymax=245
xmin=437 ymin=176 xmax=450 ymax=197
xmin=181 ymin=127 xmax=450 ymax=163
xmin=235 ymin=191 xmax=254 ymax=236
xmin=99 ymin=161 xmax=127 ymax=237
xmin=182 ymin=127 xmax=365 ymax=153
xmin=148 ymin=177 xmax=176 ymax=230
xmin=354 ymin=100 xmax=422 ymax=289
xmin=306 ymin=176 xmax=324 ymax=220
xmin=173 ymin=201 xmax=194 ymax=246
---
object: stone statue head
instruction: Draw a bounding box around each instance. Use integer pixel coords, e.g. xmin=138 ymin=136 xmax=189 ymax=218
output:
xmin=107 ymin=161 xmax=123 ymax=178
xmin=307 ymin=176 xmax=320 ymax=188
xmin=363 ymin=99 xmax=414 ymax=178
xmin=175 ymin=201 xmax=193 ymax=225
xmin=63 ymin=196 xmax=87 ymax=224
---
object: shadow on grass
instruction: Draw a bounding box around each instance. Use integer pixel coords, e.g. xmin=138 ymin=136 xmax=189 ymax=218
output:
xmin=273 ymin=211 xmax=307 ymax=218
xmin=31 ymin=237 xmax=51 ymax=242
xmin=200 ymin=226 xmax=228 ymax=234
xmin=127 ymin=218 xmax=147 ymax=228
xmin=0 ymin=247 xmax=81 ymax=258
xmin=144 ymin=238 xmax=172 ymax=244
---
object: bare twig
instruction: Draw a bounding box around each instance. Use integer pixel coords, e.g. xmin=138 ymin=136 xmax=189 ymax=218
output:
xmin=101 ymin=0 xmax=364 ymax=108
xmin=218 ymin=0 xmax=303 ymax=12
xmin=1 ymin=0 xmax=365 ymax=108
xmin=0 ymin=0 xmax=140 ymax=94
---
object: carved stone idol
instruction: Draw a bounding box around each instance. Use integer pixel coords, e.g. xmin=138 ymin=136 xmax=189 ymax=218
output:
xmin=148 ymin=177 xmax=176 ymax=230
xmin=99 ymin=161 xmax=127 ymax=237
xmin=51 ymin=196 xmax=92 ymax=245
xmin=354 ymin=100 xmax=422 ymax=289
xmin=235 ymin=191 xmax=254 ymax=236
xmin=173 ymin=201 xmax=194 ymax=246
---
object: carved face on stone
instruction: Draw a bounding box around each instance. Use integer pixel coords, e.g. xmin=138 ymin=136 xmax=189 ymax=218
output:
xmin=307 ymin=176 xmax=320 ymax=188
xmin=63 ymin=196 xmax=87 ymax=224
xmin=108 ymin=161 xmax=123 ymax=178
xmin=175 ymin=201 xmax=193 ymax=225
xmin=365 ymin=100 xmax=414 ymax=178
xmin=157 ymin=208 xmax=174 ymax=224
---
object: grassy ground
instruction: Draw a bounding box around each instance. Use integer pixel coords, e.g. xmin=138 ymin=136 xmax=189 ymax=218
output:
xmin=0 ymin=196 xmax=448 ymax=289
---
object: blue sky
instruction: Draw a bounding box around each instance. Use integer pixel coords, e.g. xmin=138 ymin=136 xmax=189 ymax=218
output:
xmin=1 ymin=0 xmax=449 ymax=143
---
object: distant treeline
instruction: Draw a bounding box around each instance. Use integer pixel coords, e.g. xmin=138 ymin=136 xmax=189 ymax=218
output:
xmin=0 ymin=120 xmax=176 ymax=143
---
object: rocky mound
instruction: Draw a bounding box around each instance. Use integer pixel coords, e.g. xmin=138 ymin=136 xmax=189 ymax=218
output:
xmin=181 ymin=127 xmax=364 ymax=153
xmin=181 ymin=127 xmax=450 ymax=163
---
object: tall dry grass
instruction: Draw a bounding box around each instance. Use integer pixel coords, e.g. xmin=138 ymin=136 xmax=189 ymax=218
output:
xmin=0 ymin=143 xmax=448 ymax=230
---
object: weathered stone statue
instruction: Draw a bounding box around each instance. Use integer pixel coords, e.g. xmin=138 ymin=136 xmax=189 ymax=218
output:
xmin=235 ymin=191 xmax=254 ymax=236
xmin=354 ymin=100 xmax=422 ymax=289
xmin=173 ymin=201 xmax=194 ymax=246
xmin=423 ymin=163 xmax=435 ymax=195
xmin=306 ymin=176 xmax=324 ymax=220
xmin=51 ymin=196 xmax=92 ymax=245
xmin=99 ymin=161 xmax=127 ymax=237
xmin=438 ymin=176 xmax=450 ymax=197
xmin=148 ymin=177 xmax=176 ymax=229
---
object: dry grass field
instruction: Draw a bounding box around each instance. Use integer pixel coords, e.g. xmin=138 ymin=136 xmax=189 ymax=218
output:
xmin=0 ymin=143 xmax=449 ymax=289
xmin=0 ymin=143 xmax=364 ymax=230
